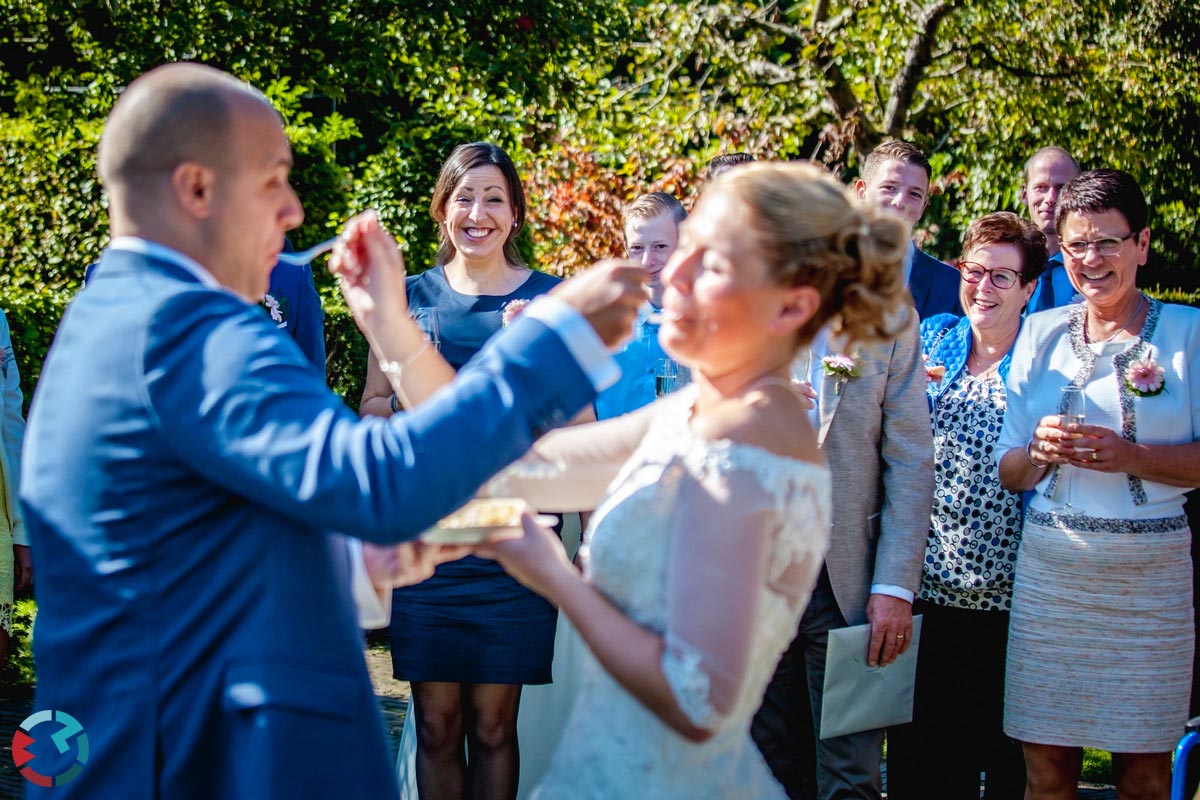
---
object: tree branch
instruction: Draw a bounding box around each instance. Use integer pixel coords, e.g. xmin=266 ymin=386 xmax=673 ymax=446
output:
xmin=974 ymin=44 xmax=1079 ymax=80
xmin=808 ymin=1 xmax=877 ymax=152
xmin=811 ymin=0 xmax=830 ymax=30
xmin=883 ymin=0 xmax=959 ymax=137
xmin=733 ymin=4 xmax=878 ymax=151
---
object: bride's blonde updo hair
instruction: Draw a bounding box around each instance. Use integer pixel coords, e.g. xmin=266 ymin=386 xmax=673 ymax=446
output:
xmin=716 ymin=162 xmax=911 ymax=349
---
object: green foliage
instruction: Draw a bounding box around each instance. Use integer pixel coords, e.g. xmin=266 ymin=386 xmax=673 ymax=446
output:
xmin=0 ymin=0 xmax=1197 ymax=413
xmin=323 ymin=300 xmax=370 ymax=411
xmin=0 ymin=116 xmax=103 ymax=398
xmin=1080 ymin=747 xmax=1112 ymax=785
xmin=1144 ymin=284 xmax=1200 ymax=308
xmin=563 ymin=0 xmax=1200 ymax=273
xmin=2 ymin=598 xmax=37 ymax=687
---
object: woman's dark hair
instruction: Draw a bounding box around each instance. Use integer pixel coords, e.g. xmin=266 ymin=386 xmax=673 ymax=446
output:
xmin=961 ymin=211 xmax=1048 ymax=285
xmin=429 ymin=142 xmax=527 ymax=267
xmin=1054 ymin=168 xmax=1148 ymax=236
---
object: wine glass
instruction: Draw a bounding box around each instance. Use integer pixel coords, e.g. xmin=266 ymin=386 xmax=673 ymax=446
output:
xmin=655 ymin=358 xmax=678 ymax=397
xmin=1058 ymin=385 xmax=1086 ymax=511
xmin=792 ymin=346 xmax=814 ymax=385
xmin=411 ymin=307 xmax=440 ymax=351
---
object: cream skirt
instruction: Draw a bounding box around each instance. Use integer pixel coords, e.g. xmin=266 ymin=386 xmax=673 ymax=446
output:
xmin=1004 ymin=510 xmax=1193 ymax=752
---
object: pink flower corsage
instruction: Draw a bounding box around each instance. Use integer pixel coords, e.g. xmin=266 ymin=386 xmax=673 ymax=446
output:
xmin=1124 ymin=357 xmax=1165 ymax=397
xmin=821 ymin=353 xmax=861 ymax=394
xmin=821 ymin=354 xmax=861 ymax=379
xmin=501 ymin=299 xmax=530 ymax=327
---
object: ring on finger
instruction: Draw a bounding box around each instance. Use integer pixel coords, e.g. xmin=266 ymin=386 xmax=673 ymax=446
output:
xmin=1091 ymin=450 xmax=1099 ymax=461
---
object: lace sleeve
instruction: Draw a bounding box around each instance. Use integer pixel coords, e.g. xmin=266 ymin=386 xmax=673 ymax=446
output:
xmin=481 ymin=405 xmax=653 ymax=511
xmin=661 ymin=450 xmax=825 ymax=731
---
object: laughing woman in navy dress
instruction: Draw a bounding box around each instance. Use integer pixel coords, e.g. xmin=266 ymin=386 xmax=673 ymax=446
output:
xmin=360 ymin=142 xmax=567 ymax=800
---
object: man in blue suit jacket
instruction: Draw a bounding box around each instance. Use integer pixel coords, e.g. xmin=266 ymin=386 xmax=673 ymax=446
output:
xmin=86 ymin=243 xmax=327 ymax=377
xmin=855 ymin=140 xmax=961 ymax=320
xmin=269 ymin=237 xmax=326 ymax=374
xmin=20 ymin=63 xmax=644 ymax=800
xmin=266 ymin=262 xmax=325 ymax=368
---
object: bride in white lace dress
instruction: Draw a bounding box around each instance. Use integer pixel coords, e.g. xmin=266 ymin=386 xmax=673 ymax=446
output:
xmin=474 ymin=163 xmax=911 ymax=799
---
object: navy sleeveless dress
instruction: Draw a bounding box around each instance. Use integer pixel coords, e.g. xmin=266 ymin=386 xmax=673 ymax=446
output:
xmin=389 ymin=265 xmax=563 ymax=684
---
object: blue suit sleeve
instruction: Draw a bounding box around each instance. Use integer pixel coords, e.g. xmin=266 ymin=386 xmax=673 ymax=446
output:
xmin=291 ymin=264 xmax=326 ymax=377
xmin=140 ymin=293 xmax=595 ymax=542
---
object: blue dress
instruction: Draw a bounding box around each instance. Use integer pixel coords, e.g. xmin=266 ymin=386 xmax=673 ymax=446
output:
xmin=389 ymin=265 xmax=563 ymax=684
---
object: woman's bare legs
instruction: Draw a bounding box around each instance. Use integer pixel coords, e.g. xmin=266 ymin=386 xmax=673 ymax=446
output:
xmin=1022 ymin=743 xmax=1080 ymax=800
xmin=1112 ymin=752 xmax=1170 ymax=800
xmin=412 ymin=681 xmax=523 ymax=800
xmin=412 ymin=681 xmax=466 ymax=799
xmin=1024 ymin=743 xmax=1170 ymax=800
xmin=465 ymin=683 xmax=522 ymax=800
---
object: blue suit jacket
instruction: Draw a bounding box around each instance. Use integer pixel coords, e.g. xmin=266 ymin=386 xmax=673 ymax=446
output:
xmin=90 ymin=255 xmax=327 ymax=376
xmin=21 ymin=248 xmax=597 ymax=799
xmin=910 ymin=248 xmax=962 ymax=320
xmin=1026 ymin=252 xmax=1074 ymax=313
xmin=266 ymin=260 xmax=326 ymax=374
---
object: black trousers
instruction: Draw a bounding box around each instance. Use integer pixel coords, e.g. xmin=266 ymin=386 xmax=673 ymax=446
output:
xmin=885 ymin=599 xmax=1025 ymax=800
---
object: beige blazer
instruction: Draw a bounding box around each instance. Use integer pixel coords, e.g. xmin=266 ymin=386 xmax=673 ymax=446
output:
xmin=816 ymin=311 xmax=932 ymax=625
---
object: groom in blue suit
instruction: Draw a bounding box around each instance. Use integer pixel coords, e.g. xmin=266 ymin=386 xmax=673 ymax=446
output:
xmin=20 ymin=63 xmax=644 ymax=800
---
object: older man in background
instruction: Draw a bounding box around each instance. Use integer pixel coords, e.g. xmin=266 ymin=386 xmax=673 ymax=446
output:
xmin=1021 ymin=145 xmax=1081 ymax=312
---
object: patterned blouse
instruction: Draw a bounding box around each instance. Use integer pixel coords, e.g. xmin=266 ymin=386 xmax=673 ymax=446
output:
xmin=921 ymin=369 xmax=1023 ymax=611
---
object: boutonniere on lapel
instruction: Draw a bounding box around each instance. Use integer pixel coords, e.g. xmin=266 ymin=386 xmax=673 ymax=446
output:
xmin=501 ymin=298 xmax=530 ymax=327
xmin=1124 ymin=356 xmax=1165 ymax=397
xmin=821 ymin=353 xmax=862 ymax=394
xmin=262 ymin=293 xmax=287 ymax=329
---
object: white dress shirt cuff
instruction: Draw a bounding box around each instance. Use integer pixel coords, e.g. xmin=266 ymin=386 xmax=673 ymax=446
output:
xmin=347 ymin=538 xmax=391 ymax=629
xmin=870 ymin=583 xmax=915 ymax=604
xmin=523 ymin=296 xmax=620 ymax=392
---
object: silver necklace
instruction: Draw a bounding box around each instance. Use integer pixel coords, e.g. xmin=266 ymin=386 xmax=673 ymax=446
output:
xmin=1086 ymin=293 xmax=1145 ymax=344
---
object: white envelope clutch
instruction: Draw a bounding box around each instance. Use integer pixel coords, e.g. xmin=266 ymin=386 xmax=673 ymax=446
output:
xmin=819 ymin=614 xmax=923 ymax=740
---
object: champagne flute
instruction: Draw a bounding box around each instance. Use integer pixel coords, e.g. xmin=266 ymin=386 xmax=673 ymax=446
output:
xmin=1058 ymin=385 xmax=1086 ymax=511
xmin=655 ymin=358 xmax=678 ymax=397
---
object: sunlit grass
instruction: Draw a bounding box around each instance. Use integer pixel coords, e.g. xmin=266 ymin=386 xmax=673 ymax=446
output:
xmin=1081 ymin=748 xmax=1112 ymax=784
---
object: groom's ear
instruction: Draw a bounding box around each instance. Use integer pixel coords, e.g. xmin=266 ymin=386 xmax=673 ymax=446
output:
xmin=171 ymin=161 xmax=217 ymax=220
xmin=771 ymin=285 xmax=821 ymax=335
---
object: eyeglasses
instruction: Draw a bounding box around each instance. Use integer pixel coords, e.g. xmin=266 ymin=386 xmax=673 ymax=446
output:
xmin=958 ymin=262 xmax=1021 ymax=290
xmin=1062 ymin=231 xmax=1137 ymax=258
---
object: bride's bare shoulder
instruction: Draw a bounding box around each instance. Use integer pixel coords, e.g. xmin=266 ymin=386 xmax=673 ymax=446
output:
xmin=692 ymin=385 xmax=820 ymax=465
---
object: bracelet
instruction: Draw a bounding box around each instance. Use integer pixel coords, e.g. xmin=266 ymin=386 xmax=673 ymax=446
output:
xmin=378 ymin=340 xmax=429 ymax=376
xmin=1025 ymin=438 xmax=1048 ymax=469
xmin=389 ymin=393 xmax=401 ymax=414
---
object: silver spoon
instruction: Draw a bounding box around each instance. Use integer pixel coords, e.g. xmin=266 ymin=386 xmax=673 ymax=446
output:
xmin=276 ymin=236 xmax=340 ymax=266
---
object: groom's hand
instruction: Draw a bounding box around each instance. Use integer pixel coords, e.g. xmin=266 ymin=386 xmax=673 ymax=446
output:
xmin=552 ymin=259 xmax=648 ymax=349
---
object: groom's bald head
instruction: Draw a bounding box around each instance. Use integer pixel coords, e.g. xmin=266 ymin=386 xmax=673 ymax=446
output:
xmin=98 ymin=62 xmax=272 ymax=195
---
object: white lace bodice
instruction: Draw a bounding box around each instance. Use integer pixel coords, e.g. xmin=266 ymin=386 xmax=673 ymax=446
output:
xmin=500 ymin=388 xmax=831 ymax=799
